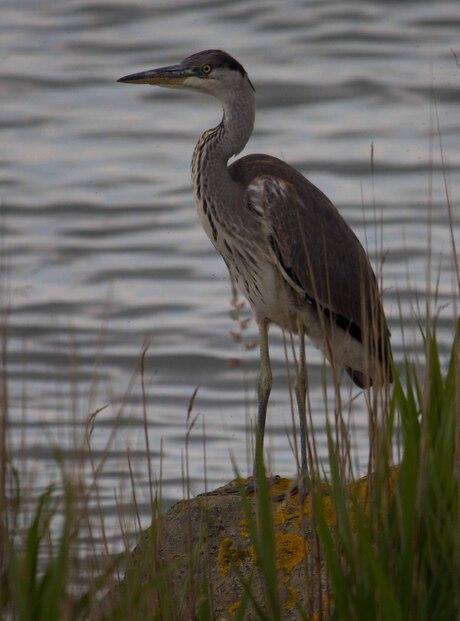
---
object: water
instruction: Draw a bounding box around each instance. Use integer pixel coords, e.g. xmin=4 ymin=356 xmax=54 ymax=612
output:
xmin=2 ymin=0 xmax=459 ymax=540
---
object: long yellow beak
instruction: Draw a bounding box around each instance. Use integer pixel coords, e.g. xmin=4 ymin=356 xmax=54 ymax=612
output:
xmin=117 ymin=64 xmax=190 ymax=86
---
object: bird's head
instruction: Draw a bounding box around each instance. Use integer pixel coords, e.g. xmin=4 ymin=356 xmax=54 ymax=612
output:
xmin=117 ymin=49 xmax=254 ymax=103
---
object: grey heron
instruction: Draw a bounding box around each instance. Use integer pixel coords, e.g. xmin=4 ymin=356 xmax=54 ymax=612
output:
xmin=118 ymin=50 xmax=392 ymax=481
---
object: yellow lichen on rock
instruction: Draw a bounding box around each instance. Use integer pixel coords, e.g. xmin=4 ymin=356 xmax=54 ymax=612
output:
xmin=273 ymin=500 xmax=302 ymax=528
xmin=228 ymin=599 xmax=241 ymax=615
xmin=272 ymin=485 xmax=336 ymax=528
xmin=267 ymin=476 xmax=292 ymax=497
xmin=239 ymin=517 xmax=250 ymax=538
xmin=275 ymin=532 xmax=307 ymax=574
xmin=314 ymin=493 xmax=336 ymax=526
xmin=217 ymin=537 xmax=246 ymax=577
xmin=285 ymin=585 xmax=299 ymax=609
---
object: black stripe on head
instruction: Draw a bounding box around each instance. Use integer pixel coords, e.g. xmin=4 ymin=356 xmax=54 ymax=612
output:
xmin=214 ymin=51 xmax=247 ymax=76
xmin=183 ymin=49 xmax=246 ymax=75
xmin=183 ymin=50 xmax=254 ymax=90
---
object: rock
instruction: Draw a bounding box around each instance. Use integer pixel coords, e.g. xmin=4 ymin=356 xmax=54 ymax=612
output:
xmin=103 ymin=472 xmax=389 ymax=620
xmin=101 ymin=477 xmax=333 ymax=621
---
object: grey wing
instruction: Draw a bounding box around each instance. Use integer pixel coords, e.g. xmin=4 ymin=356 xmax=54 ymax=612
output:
xmin=245 ymin=173 xmax=380 ymax=342
xmin=229 ymin=153 xmax=391 ymax=380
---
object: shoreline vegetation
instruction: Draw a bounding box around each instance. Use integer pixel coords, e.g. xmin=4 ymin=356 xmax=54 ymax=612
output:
xmin=1 ymin=310 xmax=459 ymax=619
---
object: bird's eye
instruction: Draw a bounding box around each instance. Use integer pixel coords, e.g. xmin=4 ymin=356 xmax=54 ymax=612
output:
xmin=201 ymin=64 xmax=212 ymax=74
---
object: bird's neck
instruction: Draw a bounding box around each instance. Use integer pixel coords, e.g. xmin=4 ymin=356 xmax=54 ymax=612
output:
xmin=192 ymin=86 xmax=255 ymax=207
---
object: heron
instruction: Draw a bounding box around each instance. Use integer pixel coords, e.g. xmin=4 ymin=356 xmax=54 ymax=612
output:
xmin=118 ymin=49 xmax=392 ymax=483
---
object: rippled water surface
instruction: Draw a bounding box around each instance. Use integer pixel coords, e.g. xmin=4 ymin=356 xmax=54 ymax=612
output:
xmin=2 ymin=0 xmax=459 ymax=537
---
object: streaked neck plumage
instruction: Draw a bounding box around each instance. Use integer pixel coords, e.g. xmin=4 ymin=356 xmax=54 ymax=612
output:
xmin=191 ymin=80 xmax=256 ymax=215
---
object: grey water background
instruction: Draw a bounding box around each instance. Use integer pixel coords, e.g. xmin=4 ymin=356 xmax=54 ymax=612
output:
xmin=2 ymin=0 xmax=459 ymax=542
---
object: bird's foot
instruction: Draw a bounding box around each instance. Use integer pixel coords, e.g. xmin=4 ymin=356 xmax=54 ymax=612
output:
xmin=271 ymin=473 xmax=309 ymax=502
xmin=198 ymin=477 xmax=254 ymax=497
xmin=199 ymin=475 xmax=282 ymax=497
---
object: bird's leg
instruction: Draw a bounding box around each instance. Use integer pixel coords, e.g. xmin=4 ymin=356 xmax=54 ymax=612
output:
xmin=253 ymin=318 xmax=272 ymax=480
xmin=200 ymin=320 xmax=272 ymax=497
xmin=295 ymin=326 xmax=309 ymax=493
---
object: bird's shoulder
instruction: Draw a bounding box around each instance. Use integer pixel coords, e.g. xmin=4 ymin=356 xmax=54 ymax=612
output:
xmin=229 ymin=153 xmax=359 ymax=247
xmin=229 ymin=153 xmax=335 ymax=213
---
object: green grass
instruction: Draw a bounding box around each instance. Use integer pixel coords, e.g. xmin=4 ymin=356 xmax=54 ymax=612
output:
xmin=1 ymin=318 xmax=459 ymax=619
xmin=314 ymin=319 xmax=460 ymax=620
